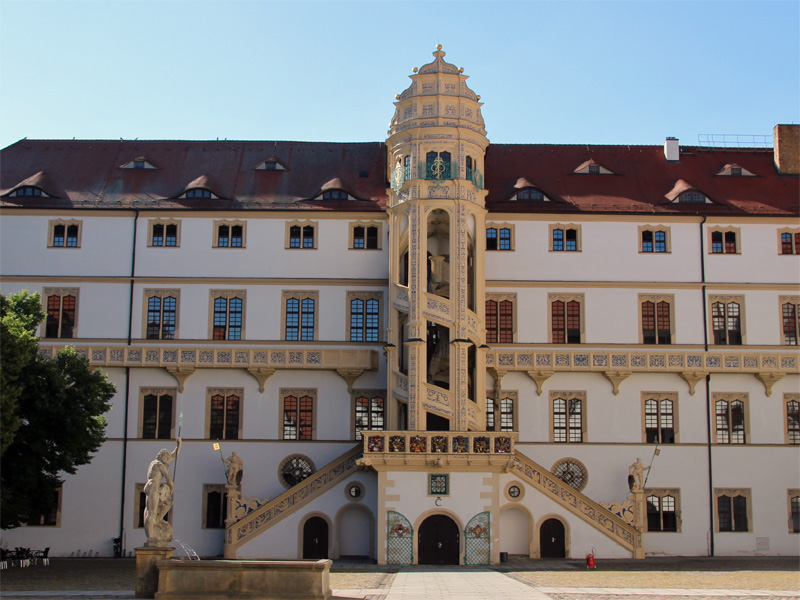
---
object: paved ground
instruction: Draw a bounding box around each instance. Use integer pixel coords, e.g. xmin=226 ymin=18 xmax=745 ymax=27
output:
xmin=0 ymin=556 xmax=797 ymax=600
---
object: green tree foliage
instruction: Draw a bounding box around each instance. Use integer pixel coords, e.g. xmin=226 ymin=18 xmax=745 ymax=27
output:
xmin=1 ymin=291 xmax=116 ymax=529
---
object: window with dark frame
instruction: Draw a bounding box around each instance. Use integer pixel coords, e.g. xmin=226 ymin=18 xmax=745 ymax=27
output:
xmin=646 ymin=494 xmax=677 ymax=532
xmin=711 ymin=230 xmax=737 ymax=254
xmin=553 ymin=397 xmax=583 ymax=443
xmin=45 ymin=293 xmax=76 ymax=338
xmin=289 ymin=224 xmax=315 ymax=249
xmin=553 ymin=228 xmax=578 ymax=251
xmin=781 ymin=232 xmax=800 ymax=255
xmin=350 ymin=297 xmax=379 ymax=342
xmin=152 ymin=223 xmax=178 ymax=247
xmin=147 ymin=296 xmax=176 ymax=339
xmin=204 ymin=487 xmax=228 ymax=529
xmin=353 ymin=225 xmax=379 ymax=249
xmin=486 ymin=396 xmax=514 ymax=433
xmin=354 ymin=394 xmax=385 ymax=440
xmin=485 ymin=299 xmax=513 ymax=344
xmin=15 ymin=186 xmax=43 ymax=197
xmin=645 ymin=398 xmax=675 ymax=443
xmin=787 ymin=399 xmax=799 ymax=444
xmin=716 ymin=399 xmax=746 ymax=444
xmin=185 ymin=188 xmax=212 ymax=199
xmin=551 ymin=299 xmax=581 ymax=344
xmin=286 ymin=297 xmax=315 ymax=341
xmin=209 ymin=392 xmax=240 ymax=440
xmin=322 ymin=190 xmax=348 ymax=201
xmin=783 ymin=302 xmax=799 ymax=345
xmin=142 ymin=392 xmax=173 ymax=439
xmin=791 ymin=495 xmax=800 ymax=533
xmin=403 ymin=155 xmax=411 ymax=181
xmin=517 ymin=188 xmax=544 ymax=201
xmin=283 ymin=394 xmax=313 ymax=440
xmin=717 ymin=494 xmax=748 ymax=531
xmin=642 ymin=229 xmax=667 ymax=253
xmin=52 ymin=224 xmax=79 ymax=248
xmin=679 ymin=190 xmax=706 ymax=204
xmin=213 ymin=296 xmax=242 ymax=340
xmin=712 ymin=301 xmax=742 ymax=345
xmin=426 ymin=151 xmax=451 ymax=180
xmin=642 ymin=301 xmax=671 ymax=344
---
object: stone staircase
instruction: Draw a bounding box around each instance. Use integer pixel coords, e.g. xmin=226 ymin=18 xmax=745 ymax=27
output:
xmin=511 ymin=449 xmax=643 ymax=557
xmin=225 ymin=445 xmax=362 ymax=557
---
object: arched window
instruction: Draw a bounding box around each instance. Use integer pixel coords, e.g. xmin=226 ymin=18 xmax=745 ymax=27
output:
xmin=516 ymin=188 xmax=544 ymax=201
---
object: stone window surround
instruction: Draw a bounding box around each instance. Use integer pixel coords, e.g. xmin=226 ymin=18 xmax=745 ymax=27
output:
xmin=638 ymin=294 xmax=675 ymax=345
xmin=644 ymin=488 xmax=682 ymax=533
xmin=711 ymin=392 xmax=751 ymax=445
xmin=208 ymin=290 xmax=247 ymax=341
xmin=201 ymin=483 xmax=228 ymax=529
xmin=548 ymin=390 xmax=587 ymax=443
xmin=42 ymin=287 xmax=79 ymax=339
xmin=640 ymin=391 xmax=680 ymax=444
xmin=788 ymin=489 xmax=800 ymax=534
xmin=713 ymin=488 xmax=752 ymax=533
xmin=137 ymin=386 xmax=178 ymax=439
xmin=780 ymin=296 xmax=800 ymax=346
xmin=348 ymin=220 xmax=383 ymax=250
xmin=346 ymin=291 xmax=383 ymax=343
xmin=504 ymin=480 xmax=526 ymax=502
xmin=777 ymin=227 xmax=800 ymax=255
xmin=485 ymin=292 xmax=517 ymax=344
xmin=142 ymin=289 xmax=180 ymax=340
xmin=638 ymin=225 xmax=671 ymax=253
xmin=285 ymin=219 xmax=317 ymax=250
xmin=549 ymin=223 xmax=581 ymax=252
xmin=784 ymin=393 xmax=800 ymax=445
xmin=279 ymin=388 xmax=318 ymax=441
xmin=147 ymin=218 xmax=181 ymax=248
xmin=707 ymin=226 xmax=741 ymax=254
xmin=281 ymin=290 xmax=319 ymax=342
xmin=485 ymin=389 xmax=518 ymax=432
xmin=708 ymin=294 xmax=746 ymax=346
xmin=47 ymin=218 xmax=82 ymax=248
xmin=204 ymin=387 xmax=244 ymax=440
xmin=212 ymin=219 xmax=247 ymax=248
xmin=352 ymin=389 xmax=387 ymax=441
xmin=486 ymin=222 xmax=515 ymax=251
xmin=547 ymin=293 xmax=585 ymax=344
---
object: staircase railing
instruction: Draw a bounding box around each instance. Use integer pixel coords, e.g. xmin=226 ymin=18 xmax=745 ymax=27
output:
xmin=225 ymin=445 xmax=362 ymax=556
xmin=511 ymin=450 xmax=642 ymax=556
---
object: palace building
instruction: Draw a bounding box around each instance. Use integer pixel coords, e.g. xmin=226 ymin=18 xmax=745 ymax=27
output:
xmin=1 ymin=47 xmax=798 ymax=562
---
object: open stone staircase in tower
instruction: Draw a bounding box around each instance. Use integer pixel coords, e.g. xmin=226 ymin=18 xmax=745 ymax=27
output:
xmin=225 ymin=445 xmax=362 ymax=557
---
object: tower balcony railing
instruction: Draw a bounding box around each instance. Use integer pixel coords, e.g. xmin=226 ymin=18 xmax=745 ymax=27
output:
xmin=390 ymin=163 xmax=485 ymax=193
xmin=362 ymin=430 xmax=515 ymax=456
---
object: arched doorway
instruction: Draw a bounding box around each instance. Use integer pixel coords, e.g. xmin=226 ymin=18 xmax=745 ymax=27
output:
xmin=418 ymin=514 xmax=459 ymax=565
xmin=302 ymin=516 xmax=328 ymax=559
xmin=539 ymin=518 xmax=566 ymax=558
xmin=499 ymin=507 xmax=530 ymax=556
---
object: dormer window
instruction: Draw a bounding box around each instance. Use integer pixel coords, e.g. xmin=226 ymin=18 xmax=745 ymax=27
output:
xmin=716 ymin=164 xmax=755 ymax=177
xmin=588 ymin=165 xmax=600 ymax=174
xmin=730 ymin=167 xmax=742 ymax=176
xmin=254 ymin=158 xmax=286 ymax=171
xmin=184 ymin=188 xmax=213 ymax=199
xmin=12 ymin=186 xmax=44 ymax=197
xmin=573 ymin=160 xmax=614 ymax=175
xmin=678 ymin=190 xmax=708 ymax=204
xmin=322 ymin=190 xmax=349 ymax=201
xmin=120 ymin=157 xmax=156 ymax=170
xmin=134 ymin=160 xmax=145 ymax=169
xmin=515 ymin=188 xmax=545 ymax=202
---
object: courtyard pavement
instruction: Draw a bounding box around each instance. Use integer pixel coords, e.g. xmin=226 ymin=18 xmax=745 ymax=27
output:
xmin=0 ymin=556 xmax=797 ymax=600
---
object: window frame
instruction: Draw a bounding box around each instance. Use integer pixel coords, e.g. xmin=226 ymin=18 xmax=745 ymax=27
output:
xmin=282 ymin=290 xmax=319 ymax=341
xmin=205 ymin=387 xmax=243 ymax=440
xmin=549 ymin=223 xmax=581 ymax=252
xmin=486 ymin=222 xmax=515 ymax=251
xmin=641 ymin=392 xmax=679 ymax=444
xmin=485 ymin=293 xmax=516 ymax=344
xmin=780 ymin=296 xmax=800 ymax=346
xmin=712 ymin=393 xmax=750 ymax=445
xmin=349 ymin=221 xmax=382 ymax=250
xmin=638 ymin=225 xmax=671 ymax=254
xmin=707 ymin=226 xmax=741 ymax=255
xmin=789 ymin=489 xmax=800 ymax=534
xmin=548 ymin=293 xmax=585 ymax=344
xmin=347 ymin=291 xmax=382 ymax=343
xmin=24 ymin=487 xmax=62 ymax=527
xmin=42 ymin=287 xmax=79 ymax=339
xmin=48 ymin=219 xmax=82 ymax=248
xmin=212 ymin=219 xmax=246 ymax=249
xmin=778 ymin=228 xmax=800 ymax=255
xmin=514 ymin=187 xmax=547 ymax=202
xmin=708 ymin=295 xmax=746 ymax=346
xmin=202 ymin=484 xmax=228 ymax=529
xmin=352 ymin=390 xmax=386 ymax=440
xmin=549 ymin=390 xmax=587 ymax=443
xmin=639 ymin=294 xmax=675 ymax=345
xmin=208 ymin=290 xmax=246 ymax=341
xmin=645 ymin=488 xmax=681 ymax=532
xmin=784 ymin=393 xmax=800 ymax=445
xmin=714 ymin=488 xmax=752 ymax=533
xmin=142 ymin=289 xmax=180 ymax=340
xmin=280 ymin=388 xmax=317 ymax=441
xmin=485 ymin=390 xmax=518 ymax=432
xmin=285 ymin=220 xmax=317 ymax=250
xmin=147 ymin=218 xmax=181 ymax=248
xmin=138 ymin=387 xmax=177 ymax=439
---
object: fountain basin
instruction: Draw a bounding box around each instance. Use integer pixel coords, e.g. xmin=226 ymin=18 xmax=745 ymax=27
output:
xmin=154 ymin=558 xmax=332 ymax=600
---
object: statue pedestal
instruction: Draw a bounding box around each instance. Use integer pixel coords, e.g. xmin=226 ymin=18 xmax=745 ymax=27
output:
xmin=135 ymin=546 xmax=174 ymax=598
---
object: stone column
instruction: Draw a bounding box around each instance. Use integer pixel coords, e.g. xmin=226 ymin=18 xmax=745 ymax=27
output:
xmin=135 ymin=546 xmax=174 ymax=598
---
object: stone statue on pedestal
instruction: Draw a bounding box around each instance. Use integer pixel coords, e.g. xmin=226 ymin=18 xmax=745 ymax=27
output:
xmin=143 ymin=438 xmax=181 ymax=547
xmin=224 ymin=451 xmax=243 ymax=487
xmin=628 ymin=457 xmax=650 ymax=492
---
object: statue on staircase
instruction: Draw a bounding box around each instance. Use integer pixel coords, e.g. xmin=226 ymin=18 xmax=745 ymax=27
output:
xmin=224 ymin=451 xmax=244 ymax=487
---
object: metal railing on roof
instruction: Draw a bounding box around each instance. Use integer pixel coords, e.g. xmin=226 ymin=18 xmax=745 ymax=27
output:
xmin=697 ymin=133 xmax=772 ymax=148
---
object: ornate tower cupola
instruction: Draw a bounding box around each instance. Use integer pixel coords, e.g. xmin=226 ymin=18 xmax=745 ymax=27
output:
xmin=385 ymin=46 xmax=490 ymax=432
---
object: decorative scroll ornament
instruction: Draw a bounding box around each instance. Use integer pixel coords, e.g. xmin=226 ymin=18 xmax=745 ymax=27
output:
xmin=431 ymin=156 xmax=446 ymax=179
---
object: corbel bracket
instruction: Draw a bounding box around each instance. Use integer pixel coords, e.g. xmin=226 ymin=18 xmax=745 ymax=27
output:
xmin=603 ymin=370 xmax=631 ymax=396
xmin=525 ymin=370 xmax=554 ymax=396
xmin=679 ymin=371 xmax=708 ymax=396
xmin=755 ymin=372 xmax=784 ymax=397
xmin=166 ymin=366 xmax=195 ymax=393
xmin=488 ymin=368 xmax=507 ymax=397
xmin=247 ymin=367 xmax=276 ymax=393
xmin=336 ymin=368 xmax=365 ymax=393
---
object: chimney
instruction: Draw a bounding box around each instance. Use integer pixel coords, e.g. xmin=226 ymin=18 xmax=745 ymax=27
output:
xmin=664 ymin=137 xmax=679 ymax=162
xmin=774 ymin=124 xmax=800 ymax=175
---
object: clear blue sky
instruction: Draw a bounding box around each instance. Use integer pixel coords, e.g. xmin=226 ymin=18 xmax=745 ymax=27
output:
xmin=1 ymin=1 xmax=798 ymax=149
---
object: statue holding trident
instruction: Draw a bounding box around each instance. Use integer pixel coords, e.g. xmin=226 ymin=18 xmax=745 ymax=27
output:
xmin=143 ymin=438 xmax=181 ymax=547
xmin=223 ymin=451 xmax=243 ymax=487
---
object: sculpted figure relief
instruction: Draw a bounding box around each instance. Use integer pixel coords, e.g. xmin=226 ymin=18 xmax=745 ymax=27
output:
xmin=224 ymin=451 xmax=243 ymax=487
xmin=628 ymin=457 xmax=650 ymax=492
xmin=143 ymin=438 xmax=181 ymax=547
